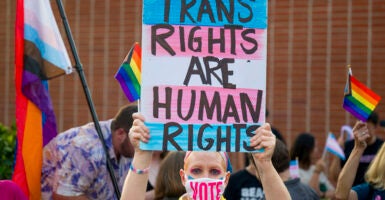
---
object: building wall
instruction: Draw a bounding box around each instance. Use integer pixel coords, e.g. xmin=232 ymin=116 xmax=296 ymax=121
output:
xmin=1 ymin=0 xmax=385 ymax=171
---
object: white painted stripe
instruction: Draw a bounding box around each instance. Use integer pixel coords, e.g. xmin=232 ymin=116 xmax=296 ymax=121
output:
xmin=306 ymin=0 xmax=313 ymax=132
xmin=367 ymin=0 xmax=372 ymax=87
xmin=134 ymin=1 xmax=141 ymax=42
xmin=73 ymin=0 xmax=81 ymax=125
xmin=345 ymin=1 xmax=352 ymax=124
xmin=287 ymin=0 xmax=294 ymax=145
xmin=118 ymin=0 xmax=126 ymax=107
xmin=103 ymin=0 xmax=110 ymax=119
xmin=325 ymin=0 xmax=333 ymax=135
xmin=268 ymin=0 xmax=275 ymax=123
xmin=88 ymin=0 xmax=95 ymax=122
xmin=57 ymin=0 xmax=66 ymax=132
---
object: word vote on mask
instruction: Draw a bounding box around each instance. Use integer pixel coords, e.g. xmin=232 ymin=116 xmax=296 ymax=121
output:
xmin=184 ymin=177 xmax=225 ymax=200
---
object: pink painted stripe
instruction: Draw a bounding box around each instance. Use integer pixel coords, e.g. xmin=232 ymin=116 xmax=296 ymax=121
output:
xmin=142 ymin=85 xmax=265 ymax=124
xmin=143 ymin=25 xmax=266 ymax=60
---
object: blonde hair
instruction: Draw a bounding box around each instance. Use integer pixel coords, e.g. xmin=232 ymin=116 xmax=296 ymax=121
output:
xmin=365 ymin=143 xmax=385 ymax=189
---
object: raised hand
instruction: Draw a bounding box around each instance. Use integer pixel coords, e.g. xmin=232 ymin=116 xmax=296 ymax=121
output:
xmin=129 ymin=113 xmax=150 ymax=152
xmin=250 ymin=123 xmax=276 ymax=162
xmin=352 ymin=121 xmax=369 ymax=150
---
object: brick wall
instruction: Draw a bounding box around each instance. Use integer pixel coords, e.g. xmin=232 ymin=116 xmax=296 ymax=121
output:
xmin=1 ymin=0 xmax=385 ymax=171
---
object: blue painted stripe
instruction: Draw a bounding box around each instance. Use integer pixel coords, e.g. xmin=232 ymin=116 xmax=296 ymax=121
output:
xmin=326 ymin=147 xmax=345 ymax=160
xmin=140 ymin=122 xmax=264 ymax=152
xmin=24 ymin=24 xmax=70 ymax=70
xmin=143 ymin=0 xmax=267 ymax=29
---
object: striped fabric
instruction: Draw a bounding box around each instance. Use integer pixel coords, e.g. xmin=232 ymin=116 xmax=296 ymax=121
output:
xmin=325 ymin=132 xmax=345 ymax=160
xmin=14 ymin=0 xmax=71 ymax=199
xmin=115 ymin=42 xmax=141 ymax=102
xmin=289 ymin=159 xmax=300 ymax=179
xmin=343 ymin=69 xmax=381 ymax=122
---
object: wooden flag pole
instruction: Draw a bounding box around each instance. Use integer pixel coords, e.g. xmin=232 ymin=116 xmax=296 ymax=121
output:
xmin=54 ymin=1 xmax=121 ymax=198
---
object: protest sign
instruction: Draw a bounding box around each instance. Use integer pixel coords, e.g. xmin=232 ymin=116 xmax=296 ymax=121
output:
xmin=141 ymin=0 xmax=267 ymax=152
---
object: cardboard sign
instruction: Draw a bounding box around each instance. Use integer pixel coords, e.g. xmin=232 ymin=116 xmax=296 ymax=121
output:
xmin=141 ymin=0 xmax=267 ymax=152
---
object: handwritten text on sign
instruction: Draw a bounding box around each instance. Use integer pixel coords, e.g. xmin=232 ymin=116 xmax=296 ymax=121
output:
xmin=141 ymin=0 xmax=267 ymax=152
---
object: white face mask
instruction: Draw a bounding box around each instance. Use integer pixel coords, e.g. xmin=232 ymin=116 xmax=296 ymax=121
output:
xmin=184 ymin=176 xmax=226 ymax=200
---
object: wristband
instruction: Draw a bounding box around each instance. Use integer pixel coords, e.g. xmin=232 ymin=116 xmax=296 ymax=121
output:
xmin=129 ymin=164 xmax=150 ymax=174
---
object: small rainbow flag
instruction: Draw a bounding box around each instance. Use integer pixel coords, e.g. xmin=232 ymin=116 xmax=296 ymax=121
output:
xmin=343 ymin=68 xmax=381 ymax=122
xmin=115 ymin=42 xmax=141 ymax=102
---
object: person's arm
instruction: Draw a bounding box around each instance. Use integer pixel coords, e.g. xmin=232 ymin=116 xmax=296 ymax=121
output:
xmin=329 ymin=155 xmax=342 ymax=186
xmin=53 ymin=194 xmax=88 ymax=200
xmin=121 ymin=113 xmax=153 ymax=200
xmin=334 ymin=121 xmax=368 ymax=200
xmin=308 ymin=159 xmax=325 ymax=195
xmin=329 ymin=134 xmax=345 ymax=186
xmin=251 ymin=123 xmax=291 ymax=200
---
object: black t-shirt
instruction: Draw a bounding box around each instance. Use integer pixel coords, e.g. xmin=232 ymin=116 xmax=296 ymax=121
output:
xmin=341 ymin=138 xmax=384 ymax=186
xmin=224 ymin=169 xmax=319 ymax=200
xmin=224 ymin=169 xmax=264 ymax=200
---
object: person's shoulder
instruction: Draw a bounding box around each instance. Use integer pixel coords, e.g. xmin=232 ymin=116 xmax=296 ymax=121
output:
xmin=375 ymin=138 xmax=384 ymax=145
xmin=285 ymin=178 xmax=319 ymax=200
xmin=366 ymin=138 xmax=384 ymax=152
xmin=229 ymin=169 xmax=248 ymax=178
xmin=344 ymin=140 xmax=355 ymax=152
xmin=345 ymin=139 xmax=355 ymax=147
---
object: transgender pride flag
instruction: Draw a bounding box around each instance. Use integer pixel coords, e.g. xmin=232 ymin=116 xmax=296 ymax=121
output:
xmin=325 ymin=133 xmax=345 ymax=160
xmin=14 ymin=0 xmax=71 ymax=199
xmin=289 ymin=159 xmax=300 ymax=179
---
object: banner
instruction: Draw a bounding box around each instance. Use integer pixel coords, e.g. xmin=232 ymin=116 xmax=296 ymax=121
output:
xmin=140 ymin=0 xmax=267 ymax=152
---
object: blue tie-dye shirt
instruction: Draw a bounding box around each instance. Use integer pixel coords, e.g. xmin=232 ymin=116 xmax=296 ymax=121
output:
xmin=41 ymin=120 xmax=132 ymax=199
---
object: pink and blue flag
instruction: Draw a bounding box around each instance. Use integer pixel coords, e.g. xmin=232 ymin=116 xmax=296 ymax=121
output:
xmin=325 ymin=132 xmax=345 ymax=160
xmin=115 ymin=42 xmax=141 ymax=102
xmin=289 ymin=159 xmax=300 ymax=179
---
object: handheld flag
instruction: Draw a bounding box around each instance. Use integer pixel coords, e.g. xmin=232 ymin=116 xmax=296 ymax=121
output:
xmin=325 ymin=133 xmax=345 ymax=160
xmin=343 ymin=68 xmax=381 ymax=121
xmin=289 ymin=159 xmax=300 ymax=179
xmin=340 ymin=125 xmax=354 ymax=141
xmin=115 ymin=43 xmax=142 ymax=102
xmin=14 ymin=0 xmax=72 ymax=199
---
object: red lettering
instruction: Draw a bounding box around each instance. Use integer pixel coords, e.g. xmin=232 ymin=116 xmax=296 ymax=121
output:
xmin=199 ymin=182 xmax=208 ymax=200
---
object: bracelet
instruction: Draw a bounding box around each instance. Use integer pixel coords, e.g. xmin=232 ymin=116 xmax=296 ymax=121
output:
xmin=129 ymin=164 xmax=150 ymax=174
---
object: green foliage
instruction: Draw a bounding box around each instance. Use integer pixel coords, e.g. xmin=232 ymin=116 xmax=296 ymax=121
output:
xmin=0 ymin=123 xmax=16 ymax=179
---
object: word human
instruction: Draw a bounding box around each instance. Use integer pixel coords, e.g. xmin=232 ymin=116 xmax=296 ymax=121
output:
xmin=153 ymin=86 xmax=263 ymax=123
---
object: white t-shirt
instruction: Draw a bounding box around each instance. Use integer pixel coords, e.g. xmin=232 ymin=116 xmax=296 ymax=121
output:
xmin=299 ymin=165 xmax=335 ymax=191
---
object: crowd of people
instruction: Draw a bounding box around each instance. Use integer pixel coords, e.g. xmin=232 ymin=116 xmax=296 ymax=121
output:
xmin=7 ymin=103 xmax=381 ymax=199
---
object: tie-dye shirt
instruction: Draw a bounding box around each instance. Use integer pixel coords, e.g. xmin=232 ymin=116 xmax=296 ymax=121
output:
xmin=41 ymin=120 xmax=132 ymax=199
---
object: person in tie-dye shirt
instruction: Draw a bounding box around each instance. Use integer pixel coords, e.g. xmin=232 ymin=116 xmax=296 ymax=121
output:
xmin=41 ymin=104 xmax=137 ymax=200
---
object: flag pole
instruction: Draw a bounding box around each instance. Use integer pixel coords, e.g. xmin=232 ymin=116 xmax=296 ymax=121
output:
xmin=54 ymin=0 xmax=121 ymax=198
xmin=321 ymin=132 xmax=330 ymax=160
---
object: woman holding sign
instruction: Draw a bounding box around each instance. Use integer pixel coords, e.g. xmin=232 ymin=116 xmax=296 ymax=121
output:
xmin=121 ymin=113 xmax=291 ymax=200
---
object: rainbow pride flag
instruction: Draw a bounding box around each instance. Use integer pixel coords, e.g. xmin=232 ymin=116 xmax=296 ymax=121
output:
xmin=115 ymin=43 xmax=141 ymax=102
xmin=14 ymin=0 xmax=71 ymax=199
xmin=343 ymin=69 xmax=381 ymax=122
